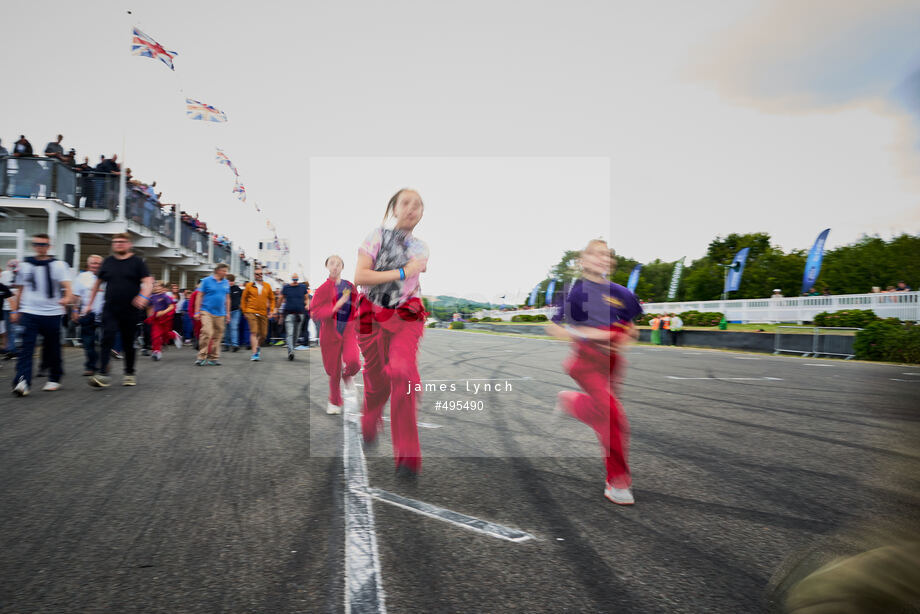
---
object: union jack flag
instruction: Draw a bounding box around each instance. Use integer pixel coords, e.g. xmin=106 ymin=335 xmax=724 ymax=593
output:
xmin=131 ymin=27 xmax=178 ymax=71
xmin=186 ymin=98 xmax=228 ymax=123
xmin=233 ymin=180 xmax=246 ymax=202
xmin=215 ymin=148 xmax=239 ymax=175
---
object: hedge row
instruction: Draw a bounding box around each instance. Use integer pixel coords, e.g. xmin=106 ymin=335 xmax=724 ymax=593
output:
xmin=637 ymin=311 xmax=725 ymax=327
xmin=448 ymin=321 xmax=465 ymax=330
xmin=854 ymin=319 xmax=920 ymax=363
xmin=469 ymin=317 xmax=503 ymax=322
xmin=813 ymin=309 xmax=879 ymax=328
xmin=510 ymin=314 xmax=548 ymax=322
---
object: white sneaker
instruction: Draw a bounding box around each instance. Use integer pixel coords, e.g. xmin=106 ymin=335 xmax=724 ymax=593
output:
xmin=343 ymin=376 xmax=357 ymax=398
xmin=604 ymin=484 xmax=635 ymax=506
xmin=13 ymin=378 xmax=30 ymax=396
xmin=173 ymin=334 xmax=182 ymax=349
xmin=326 ymin=402 xmax=342 ymax=415
xmin=42 ymin=381 xmax=62 ymax=392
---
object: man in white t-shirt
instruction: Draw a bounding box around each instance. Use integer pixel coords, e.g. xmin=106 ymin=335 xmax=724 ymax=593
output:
xmin=72 ymin=254 xmax=105 ymax=376
xmin=8 ymin=234 xmax=73 ymax=396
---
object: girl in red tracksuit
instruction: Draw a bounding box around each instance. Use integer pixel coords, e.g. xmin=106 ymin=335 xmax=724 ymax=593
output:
xmin=146 ymin=281 xmax=180 ymax=360
xmin=354 ymin=188 xmax=429 ymax=478
xmin=311 ymin=254 xmax=361 ymax=416
xmin=545 ymin=239 xmax=642 ymax=505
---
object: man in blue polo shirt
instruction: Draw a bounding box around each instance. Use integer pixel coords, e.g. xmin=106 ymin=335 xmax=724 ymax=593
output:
xmin=194 ymin=263 xmax=231 ymax=366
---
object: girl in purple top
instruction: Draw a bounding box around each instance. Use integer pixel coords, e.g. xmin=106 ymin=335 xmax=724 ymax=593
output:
xmin=546 ymin=239 xmax=642 ymax=505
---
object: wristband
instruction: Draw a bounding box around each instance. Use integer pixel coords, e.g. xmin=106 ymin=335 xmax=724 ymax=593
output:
xmin=398 ymin=267 xmax=406 ymax=280
xmin=138 ymin=294 xmax=150 ymax=300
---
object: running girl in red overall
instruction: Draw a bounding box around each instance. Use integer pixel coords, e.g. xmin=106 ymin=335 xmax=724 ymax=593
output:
xmin=146 ymin=280 xmax=181 ymax=361
xmin=354 ymin=188 xmax=429 ymax=478
xmin=545 ymin=239 xmax=642 ymax=505
xmin=311 ymin=255 xmax=361 ymax=416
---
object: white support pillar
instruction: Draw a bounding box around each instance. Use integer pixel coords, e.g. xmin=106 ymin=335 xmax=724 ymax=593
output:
xmin=73 ymin=238 xmax=82 ymax=274
xmin=179 ymin=269 xmax=188 ymax=287
xmin=163 ymin=264 xmax=170 ymax=284
xmin=117 ymin=163 xmax=126 ymax=222
xmin=208 ymin=233 xmax=214 ymax=265
xmin=174 ymin=206 xmax=181 ymax=247
xmin=45 ymin=206 xmax=58 ymax=251
xmin=16 ymin=228 xmax=26 ymax=261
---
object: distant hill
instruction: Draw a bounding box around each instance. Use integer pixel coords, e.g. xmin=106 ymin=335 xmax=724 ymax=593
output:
xmin=427 ymin=295 xmax=493 ymax=310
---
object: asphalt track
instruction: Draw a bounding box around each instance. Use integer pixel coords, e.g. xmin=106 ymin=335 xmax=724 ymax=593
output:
xmin=1 ymin=329 xmax=918 ymax=613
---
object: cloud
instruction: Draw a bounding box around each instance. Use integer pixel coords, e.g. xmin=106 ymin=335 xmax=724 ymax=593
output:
xmin=684 ymin=0 xmax=920 ymax=197
xmin=688 ymin=0 xmax=920 ymax=112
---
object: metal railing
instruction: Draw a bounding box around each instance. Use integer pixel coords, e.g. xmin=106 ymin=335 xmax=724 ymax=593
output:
xmin=213 ymin=242 xmax=231 ymax=265
xmin=180 ymin=224 xmax=209 ymax=255
xmin=644 ymin=292 xmax=919 ymax=323
xmin=774 ymin=326 xmax=861 ymax=359
xmin=2 ymin=156 xmax=258 ymax=276
xmin=125 ymin=186 xmax=172 ymax=238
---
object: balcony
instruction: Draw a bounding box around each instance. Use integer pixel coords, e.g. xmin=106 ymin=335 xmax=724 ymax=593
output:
xmin=1 ymin=156 xmax=255 ymax=280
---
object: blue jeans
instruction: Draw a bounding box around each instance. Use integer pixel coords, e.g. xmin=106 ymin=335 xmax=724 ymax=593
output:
xmin=182 ymin=312 xmax=194 ymax=341
xmin=284 ymin=313 xmax=302 ymax=350
xmin=223 ymin=309 xmax=241 ymax=346
xmin=3 ymin=309 xmax=19 ymax=354
xmin=13 ymin=313 xmax=63 ymax=386
xmin=78 ymin=313 xmax=100 ymax=372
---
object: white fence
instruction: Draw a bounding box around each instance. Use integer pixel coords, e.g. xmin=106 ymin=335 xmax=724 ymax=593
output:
xmin=643 ymin=291 xmax=920 ymax=323
xmin=473 ymin=307 xmax=554 ymax=321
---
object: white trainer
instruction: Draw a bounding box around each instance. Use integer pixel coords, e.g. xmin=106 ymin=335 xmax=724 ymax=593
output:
xmin=604 ymin=484 xmax=635 ymax=506
xmin=343 ymin=376 xmax=357 ymax=398
xmin=13 ymin=378 xmax=30 ymax=396
xmin=42 ymin=381 xmax=62 ymax=392
xmin=326 ymin=402 xmax=342 ymax=415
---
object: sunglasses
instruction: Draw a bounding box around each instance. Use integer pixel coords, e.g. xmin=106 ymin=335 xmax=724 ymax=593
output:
xmin=32 ymin=242 xmax=49 ymax=247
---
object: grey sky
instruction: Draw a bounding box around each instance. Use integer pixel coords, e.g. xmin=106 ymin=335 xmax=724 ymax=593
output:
xmin=4 ymin=0 xmax=919 ymax=300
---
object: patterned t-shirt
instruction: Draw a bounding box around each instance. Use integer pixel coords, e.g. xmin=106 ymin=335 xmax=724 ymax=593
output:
xmin=359 ymin=226 xmax=429 ymax=308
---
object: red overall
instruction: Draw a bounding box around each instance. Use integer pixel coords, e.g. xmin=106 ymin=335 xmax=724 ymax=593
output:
xmin=356 ymin=295 xmax=426 ymax=471
xmin=148 ymin=313 xmax=177 ymax=352
xmin=311 ymin=278 xmax=361 ymax=407
xmin=560 ymin=329 xmax=631 ymax=489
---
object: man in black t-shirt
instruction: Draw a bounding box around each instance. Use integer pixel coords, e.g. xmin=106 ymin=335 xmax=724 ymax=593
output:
xmin=222 ymin=274 xmax=244 ymax=352
xmin=44 ymin=135 xmax=64 ymax=160
xmin=281 ymin=275 xmax=308 ymax=360
xmin=83 ymin=233 xmax=153 ymax=387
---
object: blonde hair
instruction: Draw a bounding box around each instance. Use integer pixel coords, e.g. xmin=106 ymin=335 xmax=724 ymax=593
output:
xmin=583 ymin=238 xmax=611 ymax=253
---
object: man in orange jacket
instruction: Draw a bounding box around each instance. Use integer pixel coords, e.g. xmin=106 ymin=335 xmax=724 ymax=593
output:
xmin=241 ymin=267 xmax=275 ymax=362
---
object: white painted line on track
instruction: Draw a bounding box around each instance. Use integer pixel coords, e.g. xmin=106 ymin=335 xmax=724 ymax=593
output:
xmin=343 ymin=397 xmax=387 ymax=613
xmin=903 ymin=373 xmax=920 ymax=376
xmin=804 ymin=363 xmax=833 ymax=367
xmin=890 ymin=378 xmax=920 ymax=382
xmin=666 ymin=376 xmax=783 ymax=381
xmin=364 ymin=487 xmax=535 ymax=543
xmin=733 ymin=357 xmax=761 ymax=360
xmin=682 ymin=352 xmax=703 ymax=355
